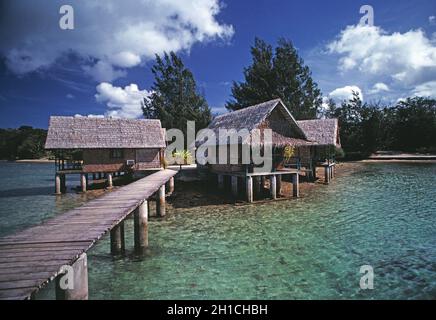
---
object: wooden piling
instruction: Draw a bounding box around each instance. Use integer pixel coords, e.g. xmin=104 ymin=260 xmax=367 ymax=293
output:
xmin=110 ymin=221 xmax=125 ymax=255
xmin=134 ymin=201 xmax=148 ymax=253
xmin=168 ymin=176 xmax=175 ymax=194
xmin=324 ymin=166 xmax=330 ymax=184
xmin=276 ymin=175 xmax=282 ymax=197
xmin=231 ymin=176 xmax=238 ymax=197
xmin=55 ymin=174 xmax=61 ymax=195
xmin=156 ymin=185 xmax=166 ymax=217
xmin=270 ymin=175 xmax=277 ymax=200
xmin=217 ymin=174 xmax=224 ymax=190
xmin=292 ymin=173 xmax=299 ymax=198
xmin=80 ymin=173 xmax=87 ymax=193
xmin=60 ymin=174 xmax=66 ymax=193
xmin=55 ymin=253 xmax=88 ymax=300
xmin=246 ymin=176 xmax=253 ymax=203
xmin=107 ymin=173 xmax=113 ymax=189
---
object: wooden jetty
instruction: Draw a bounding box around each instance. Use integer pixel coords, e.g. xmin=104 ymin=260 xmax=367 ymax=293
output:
xmin=0 ymin=169 xmax=177 ymax=300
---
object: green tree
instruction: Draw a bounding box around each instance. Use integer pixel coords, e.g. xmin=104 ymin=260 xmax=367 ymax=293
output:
xmin=142 ymin=52 xmax=212 ymax=141
xmin=226 ymin=38 xmax=322 ymax=119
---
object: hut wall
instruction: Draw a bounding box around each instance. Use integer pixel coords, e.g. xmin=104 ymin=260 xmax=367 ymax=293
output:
xmin=82 ymin=148 xmax=161 ymax=173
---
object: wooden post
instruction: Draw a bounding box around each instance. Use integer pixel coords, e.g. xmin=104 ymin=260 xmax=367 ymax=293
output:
xmin=324 ymin=166 xmax=330 ymax=184
xmin=60 ymin=174 xmax=66 ymax=193
xmin=270 ymin=175 xmax=277 ymax=200
xmin=156 ymin=185 xmax=166 ymax=217
xmin=107 ymin=173 xmax=113 ymax=189
xmin=148 ymin=198 xmax=156 ymax=217
xmin=80 ymin=173 xmax=87 ymax=193
xmin=246 ymin=176 xmax=253 ymax=203
xmin=253 ymin=176 xmax=261 ymax=198
xmin=168 ymin=176 xmax=175 ymax=194
xmin=276 ymin=175 xmax=282 ymax=197
xmin=110 ymin=221 xmax=125 ymax=255
xmin=331 ymin=164 xmax=335 ymax=179
xmin=55 ymin=253 xmax=88 ymax=300
xmin=231 ymin=176 xmax=238 ymax=197
xmin=292 ymin=173 xmax=299 ymax=198
xmin=134 ymin=201 xmax=148 ymax=253
xmin=217 ymin=174 xmax=224 ymax=190
xmin=55 ymin=174 xmax=61 ymax=195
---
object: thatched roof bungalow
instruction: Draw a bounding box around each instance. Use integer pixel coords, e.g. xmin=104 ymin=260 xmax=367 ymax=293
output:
xmin=297 ymin=118 xmax=341 ymax=148
xmin=45 ymin=116 xmax=166 ymax=173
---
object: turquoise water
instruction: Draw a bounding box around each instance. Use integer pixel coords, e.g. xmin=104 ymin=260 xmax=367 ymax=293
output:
xmin=0 ymin=162 xmax=435 ymax=299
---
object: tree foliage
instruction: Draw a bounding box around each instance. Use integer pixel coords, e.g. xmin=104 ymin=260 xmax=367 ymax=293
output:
xmin=0 ymin=126 xmax=47 ymax=160
xmin=142 ymin=52 xmax=212 ymax=140
xmin=326 ymin=94 xmax=436 ymax=158
xmin=226 ymin=38 xmax=322 ymax=119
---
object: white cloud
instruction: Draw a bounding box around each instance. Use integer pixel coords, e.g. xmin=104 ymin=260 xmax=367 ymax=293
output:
xmin=66 ymin=93 xmax=75 ymax=99
xmin=95 ymin=82 xmax=151 ymax=118
xmin=329 ymin=85 xmax=363 ymax=102
xmin=327 ymin=25 xmax=436 ymax=86
xmin=0 ymin=0 xmax=234 ymax=81
xmin=412 ymin=81 xmax=436 ymax=97
xmin=368 ymin=82 xmax=390 ymax=94
xmin=430 ymin=16 xmax=436 ymax=25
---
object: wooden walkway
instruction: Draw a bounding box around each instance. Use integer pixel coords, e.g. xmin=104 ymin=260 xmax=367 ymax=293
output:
xmin=0 ymin=169 xmax=177 ymax=300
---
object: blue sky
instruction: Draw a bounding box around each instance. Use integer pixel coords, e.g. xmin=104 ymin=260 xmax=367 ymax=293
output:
xmin=0 ymin=0 xmax=435 ymax=128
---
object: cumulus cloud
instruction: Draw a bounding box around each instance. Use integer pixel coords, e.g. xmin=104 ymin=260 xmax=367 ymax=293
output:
xmin=430 ymin=16 xmax=436 ymax=26
xmin=95 ymin=82 xmax=151 ymax=118
xmin=368 ymin=82 xmax=390 ymax=94
xmin=327 ymin=24 xmax=436 ymax=100
xmin=0 ymin=0 xmax=234 ymax=81
xmin=329 ymin=85 xmax=363 ymax=102
xmin=412 ymin=81 xmax=436 ymax=97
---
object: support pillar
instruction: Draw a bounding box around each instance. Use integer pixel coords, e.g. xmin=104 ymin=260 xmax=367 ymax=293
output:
xmin=253 ymin=176 xmax=261 ymax=198
xmin=80 ymin=173 xmax=87 ymax=193
xmin=168 ymin=176 xmax=175 ymax=194
xmin=276 ymin=175 xmax=282 ymax=197
xmin=217 ymin=174 xmax=224 ymax=190
xmin=246 ymin=176 xmax=253 ymax=203
xmin=270 ymin=175 xmax=277 ymax=200
xmin=55 ymin=174 xmax=61 ymax=195
xmin=134 ymin=201 xmax=148 ymax=253
xmin=331 ymin=165 xmax=335 ymax=179
xmin=107 ymin=173 xmax=113 ymax=189
xmin=55 ymin=253 xmax=88 ymax=300
xmin=156 ymin=185 xmax=166 ymax=217
xmin=292 ymin=173 xmax=299 ymax=198
xmin=324 ymin=166 xmax=330 ymax=185
xmin=110 ymin=221 xmax=125 ymax=255
xmin=231 ymin=176 xmax=238 ymax=198
xmin=60 ymin=174 xmax=66 ymax=193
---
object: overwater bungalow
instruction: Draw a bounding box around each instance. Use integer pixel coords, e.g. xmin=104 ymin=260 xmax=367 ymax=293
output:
xmin=196 ymin=98 xmax=341 ymax=202
xmin=45 ymin=116 xmax=166 ymax=194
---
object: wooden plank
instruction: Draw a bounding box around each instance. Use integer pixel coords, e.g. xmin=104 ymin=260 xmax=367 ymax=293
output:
xmin=0 ymin=288 xmax=36 ymax=300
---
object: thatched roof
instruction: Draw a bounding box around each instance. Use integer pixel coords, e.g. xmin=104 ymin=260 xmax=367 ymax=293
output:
xmin=297 ymin=118 xmax=340 ymax=147
xmin=45 ymin=116 xmax=166 ymax=149
xmin=199 ymin=99 xmax=311 ymax=147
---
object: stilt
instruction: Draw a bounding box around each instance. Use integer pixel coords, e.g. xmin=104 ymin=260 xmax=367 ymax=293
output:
xmin=107 ymin=173 xmax=113 ymax=189
xmin=331 ymin=165 xmax=335 ymax=179
xmin=231 ymin=176 xmax=238 ymax=198
xmin=270 ymin=175 xmax=277 ymax=200
xmin=110 ymin=221 xmax=125 ymax=255
xmin=80 ymin=173 xmax=87 ymax=193
xmin=55 ymin=174 xmax=61 ymax=195
xmin=246 ymin=176 xmax=253 ymax=203
xmin=148 ymin=198 xmax=156 ymax=217
xmin=168 ymin=176 xmax=175 ymax=194
xmin=324 ymin=166 xmax=330 ymax=184
xmin=217 ymin=174 xmax=224 ymax=190
xmin=55 ymin=253 xmax=88 ymax=300
xmin=60 ymin=174 xmax=66 ymax=193
xmin=276 ymin=175 xmax=282 ymax=197
xmin=253 ymin=176 xmax=261 ymax=198
xmin=292 ymin=173 xmax=299 ymax=198
xmin=134 ymin=201 xmax=148 ymax=253
xmin=156 ymin=185 xmax=166 ymax=217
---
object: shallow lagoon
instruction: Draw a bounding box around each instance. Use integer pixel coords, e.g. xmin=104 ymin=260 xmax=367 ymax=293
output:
xmin=0 ymin=162 xmax=434 ymax=299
